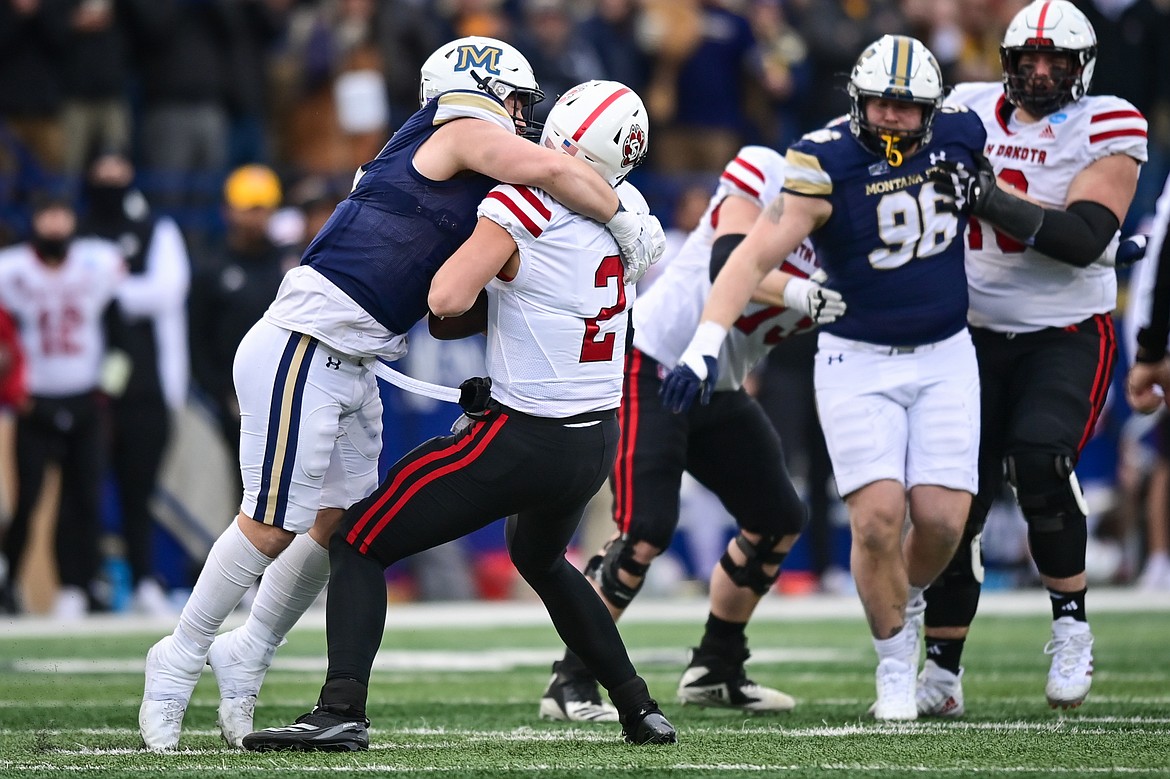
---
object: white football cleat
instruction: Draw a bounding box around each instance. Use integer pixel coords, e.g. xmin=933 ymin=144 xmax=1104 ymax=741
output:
xmin=139 ymin=635 xmax=205 ymax=750
xmin=677 ymin=650 xmax=795 ymax=712
xmin=871 ymin=657 xmax=917 ymax=721
xmin=538 ymin=661 xmax=619 ymax=722
xmin=208 ymin=626 xmax=281 ymax=747
xmin=1044 ymin=617 xmax=1093 ymax=709
xmin=916 ymin=659 xmax=965 ymax=717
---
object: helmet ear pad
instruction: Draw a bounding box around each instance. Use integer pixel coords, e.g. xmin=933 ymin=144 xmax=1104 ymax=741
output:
xmin=540 ymin=80 xmax=649 ymax=187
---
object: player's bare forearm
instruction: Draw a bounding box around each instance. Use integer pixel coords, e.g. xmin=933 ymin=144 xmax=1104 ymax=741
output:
xmin=428 ymin=292 xmax=488 ymax=340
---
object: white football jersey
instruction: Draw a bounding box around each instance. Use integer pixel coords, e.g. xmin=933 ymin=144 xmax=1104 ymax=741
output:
xmin=477 ymin=181 xmax=642 ymax=416
xmin=0 ymin=238 xmax=123 ymax=396
xmin=632 ymin=146 xmax=818 ymax=390
xmin=947 ymin=82 xmax=1148 ymax=331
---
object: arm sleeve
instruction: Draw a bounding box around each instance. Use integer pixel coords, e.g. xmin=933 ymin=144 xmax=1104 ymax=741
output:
xmin=1029 ymin=200 xmax=1121 ymax=268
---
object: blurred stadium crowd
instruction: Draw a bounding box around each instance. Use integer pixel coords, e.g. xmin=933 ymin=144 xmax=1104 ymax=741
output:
xmin=1 ymin=0 xmax=1169 ymax=618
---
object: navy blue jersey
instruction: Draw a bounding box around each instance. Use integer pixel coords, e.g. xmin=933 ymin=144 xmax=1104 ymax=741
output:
xmin=302 ymin=90 xmax=513 ymax=336
xmin=783 ymin=109 xmax=987 ymax=346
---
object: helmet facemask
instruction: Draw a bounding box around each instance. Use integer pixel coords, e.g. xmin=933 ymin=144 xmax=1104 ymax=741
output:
xmin=999 ymin=0 xmax=1097 ymax=117
xmin=1001 ymin=45 xmax=1093 ymax=117
xmin=471 ymin=70 xmax=545 ymax=140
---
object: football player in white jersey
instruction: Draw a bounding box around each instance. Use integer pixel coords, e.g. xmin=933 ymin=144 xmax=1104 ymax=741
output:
xmin=242 ymin=81 xmax=676 ymax=752
xmin=0 ymin=196 xmax=124 ymax=618
xmin=664 ymin=35 xmax=988 ymax=721
xmin=919 ymin=0 xmax=1148 ymax=716
xmin=539 ymin=145 xmax=844 ymax=723
xmin=139 ymin=38 xmax=669 ymax=752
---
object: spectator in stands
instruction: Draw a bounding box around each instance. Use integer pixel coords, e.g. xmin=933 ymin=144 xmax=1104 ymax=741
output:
xmin=59 ymin=0 xmax=165 ymax=178
xmin=794 ymin=0 xmax=905 ymax=133
xmin=0 ymin=194 xmax=124 ymax=618
xmin=577 ymin=0 xmax=651 ymax=94
xmin=514 ymin=0 xmax=605 ymax=123
xmin=646 ymin=0 xmax=762 ymax=173
xmin=188 ymin=164 xmax=289 ymax=491
xmin=80 ymin=148 xmax=191 ymax=616
xmin=0 ymin=0 xmax=71 ymax=172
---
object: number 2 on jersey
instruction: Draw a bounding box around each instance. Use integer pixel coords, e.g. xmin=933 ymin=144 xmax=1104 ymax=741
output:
xmin=580 ymin=254 xmax=627 ymax=363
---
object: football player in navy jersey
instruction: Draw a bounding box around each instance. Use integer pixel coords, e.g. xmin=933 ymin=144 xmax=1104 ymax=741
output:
xmin=662 ymin=35 xmax=987 ymax=721
xmin=139 ymin=37 xmax=668 ymax=751
xmin=241 ymin=80 xmax=675 ymax=751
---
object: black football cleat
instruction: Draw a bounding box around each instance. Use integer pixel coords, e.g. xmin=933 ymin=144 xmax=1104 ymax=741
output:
xmin=620 ymin=700 xmax=678 ymax=745
xmin=241 ymin=708 xmax=369 ymax=752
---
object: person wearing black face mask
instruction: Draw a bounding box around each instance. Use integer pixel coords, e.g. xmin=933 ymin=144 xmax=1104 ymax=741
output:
xmin=0 ymin=195 xmax=125 ymax=619
xmin=80 ymin=150 xmax=192 ymax=617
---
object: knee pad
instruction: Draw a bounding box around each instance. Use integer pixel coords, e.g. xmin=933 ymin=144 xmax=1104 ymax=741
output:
xmin=1006 ymin=452 xmax=1088 ymax=532
xmin=585 ymin=536 xmax=650 ymax=609
xmin=925 ymin=524 xmax=984 ymax=628
xmin=719 ymin=532 xmax=786 ymax=596
xmin=1007 ymin=452 xmax=1089 ymax=578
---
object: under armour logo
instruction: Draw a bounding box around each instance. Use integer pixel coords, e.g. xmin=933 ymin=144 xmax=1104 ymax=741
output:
xmin=326 ymin=356 xmax=342 ymax=370
xmin=827 ymin=354 xmax=845 ymax=364
xmin=929 ymin=151 xmax=948 ymax=165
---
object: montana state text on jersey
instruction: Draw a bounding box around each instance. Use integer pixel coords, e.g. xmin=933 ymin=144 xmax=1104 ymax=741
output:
xmin=783 ymin=109 xmax=987 ymax=346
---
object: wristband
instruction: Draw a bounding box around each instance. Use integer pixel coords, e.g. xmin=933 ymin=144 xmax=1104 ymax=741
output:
xmin=690 ymin=321 xmax=729 ymax=358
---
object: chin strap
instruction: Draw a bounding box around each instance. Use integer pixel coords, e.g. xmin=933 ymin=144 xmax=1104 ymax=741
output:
xmin=880 ymin=133 xmax=904 ymax=167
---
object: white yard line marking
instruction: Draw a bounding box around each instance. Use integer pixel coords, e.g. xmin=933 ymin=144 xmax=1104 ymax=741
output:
xmin=0 ymin=762 xmax=1165 ymax=775
xmin=2 ymin=587 xmax=1166 ymax=638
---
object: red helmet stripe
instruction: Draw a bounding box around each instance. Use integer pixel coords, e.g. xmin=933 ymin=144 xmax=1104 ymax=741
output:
xmin=1035 ymin=1 xmax=1051 ymax=38
xmin=571 ymin=87 xmax=632 ymax=142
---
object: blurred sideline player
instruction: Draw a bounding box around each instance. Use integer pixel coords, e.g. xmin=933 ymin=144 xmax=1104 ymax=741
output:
xmin=242 ymin=80 xmax=676 ymax=751
xmin=662 ymin=35 xmax=987 ymax=721
xmin=139 ymin=37 xmax=668 ymax=751
xmin=920 ymin=0 xmax=1147 ymax=716
xmin=539 ymin=145 xmax=844 ymax=722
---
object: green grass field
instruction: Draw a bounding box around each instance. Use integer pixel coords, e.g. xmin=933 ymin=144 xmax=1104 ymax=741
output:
xmin=1 ymin=592 xmax=1168 ymax=778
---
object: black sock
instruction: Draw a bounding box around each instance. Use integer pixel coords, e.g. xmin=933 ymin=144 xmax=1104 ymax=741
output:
xmin=557 ymin=649 xmax=591 ymax=679
xmin=609 ymin=675 xmax=651 ymax=717
xmin=924 ymin=637 xmax=965 ymax=674
xmin=698 ymin=613 xmax=747 ymax=655
xmin=1048 ymin=587 xmax=1087 ymax=622
xmin=317 ymin=677 xmax=368 ymax=720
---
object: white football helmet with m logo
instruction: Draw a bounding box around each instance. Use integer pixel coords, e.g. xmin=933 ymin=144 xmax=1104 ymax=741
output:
xmin=419 ymin=36 xmax=544 ymax=110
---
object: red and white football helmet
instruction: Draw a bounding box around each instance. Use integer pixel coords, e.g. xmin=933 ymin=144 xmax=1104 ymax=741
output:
xmin=540 ymin=80 xmax=649 ymax=187
xmin=1000 ymin=0 xmax=1097 ymax=116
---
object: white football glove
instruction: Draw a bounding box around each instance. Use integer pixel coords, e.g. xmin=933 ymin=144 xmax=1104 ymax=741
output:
xmin=783 ymin=274 xmax=846 ymax=325
xmin=607 ymin=208 xmax=666 ymax=285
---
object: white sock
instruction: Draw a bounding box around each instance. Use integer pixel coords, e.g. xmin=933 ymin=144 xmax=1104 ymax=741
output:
xmin=243 ymin=532 xmax=330 ymax=648
xmin=874 ymin=630 xmax=914 ymax=663
xmin=174 ymin=521 xmax=274 ymax=657
xmin=907 ymin=585 xmax=926 ymax=615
